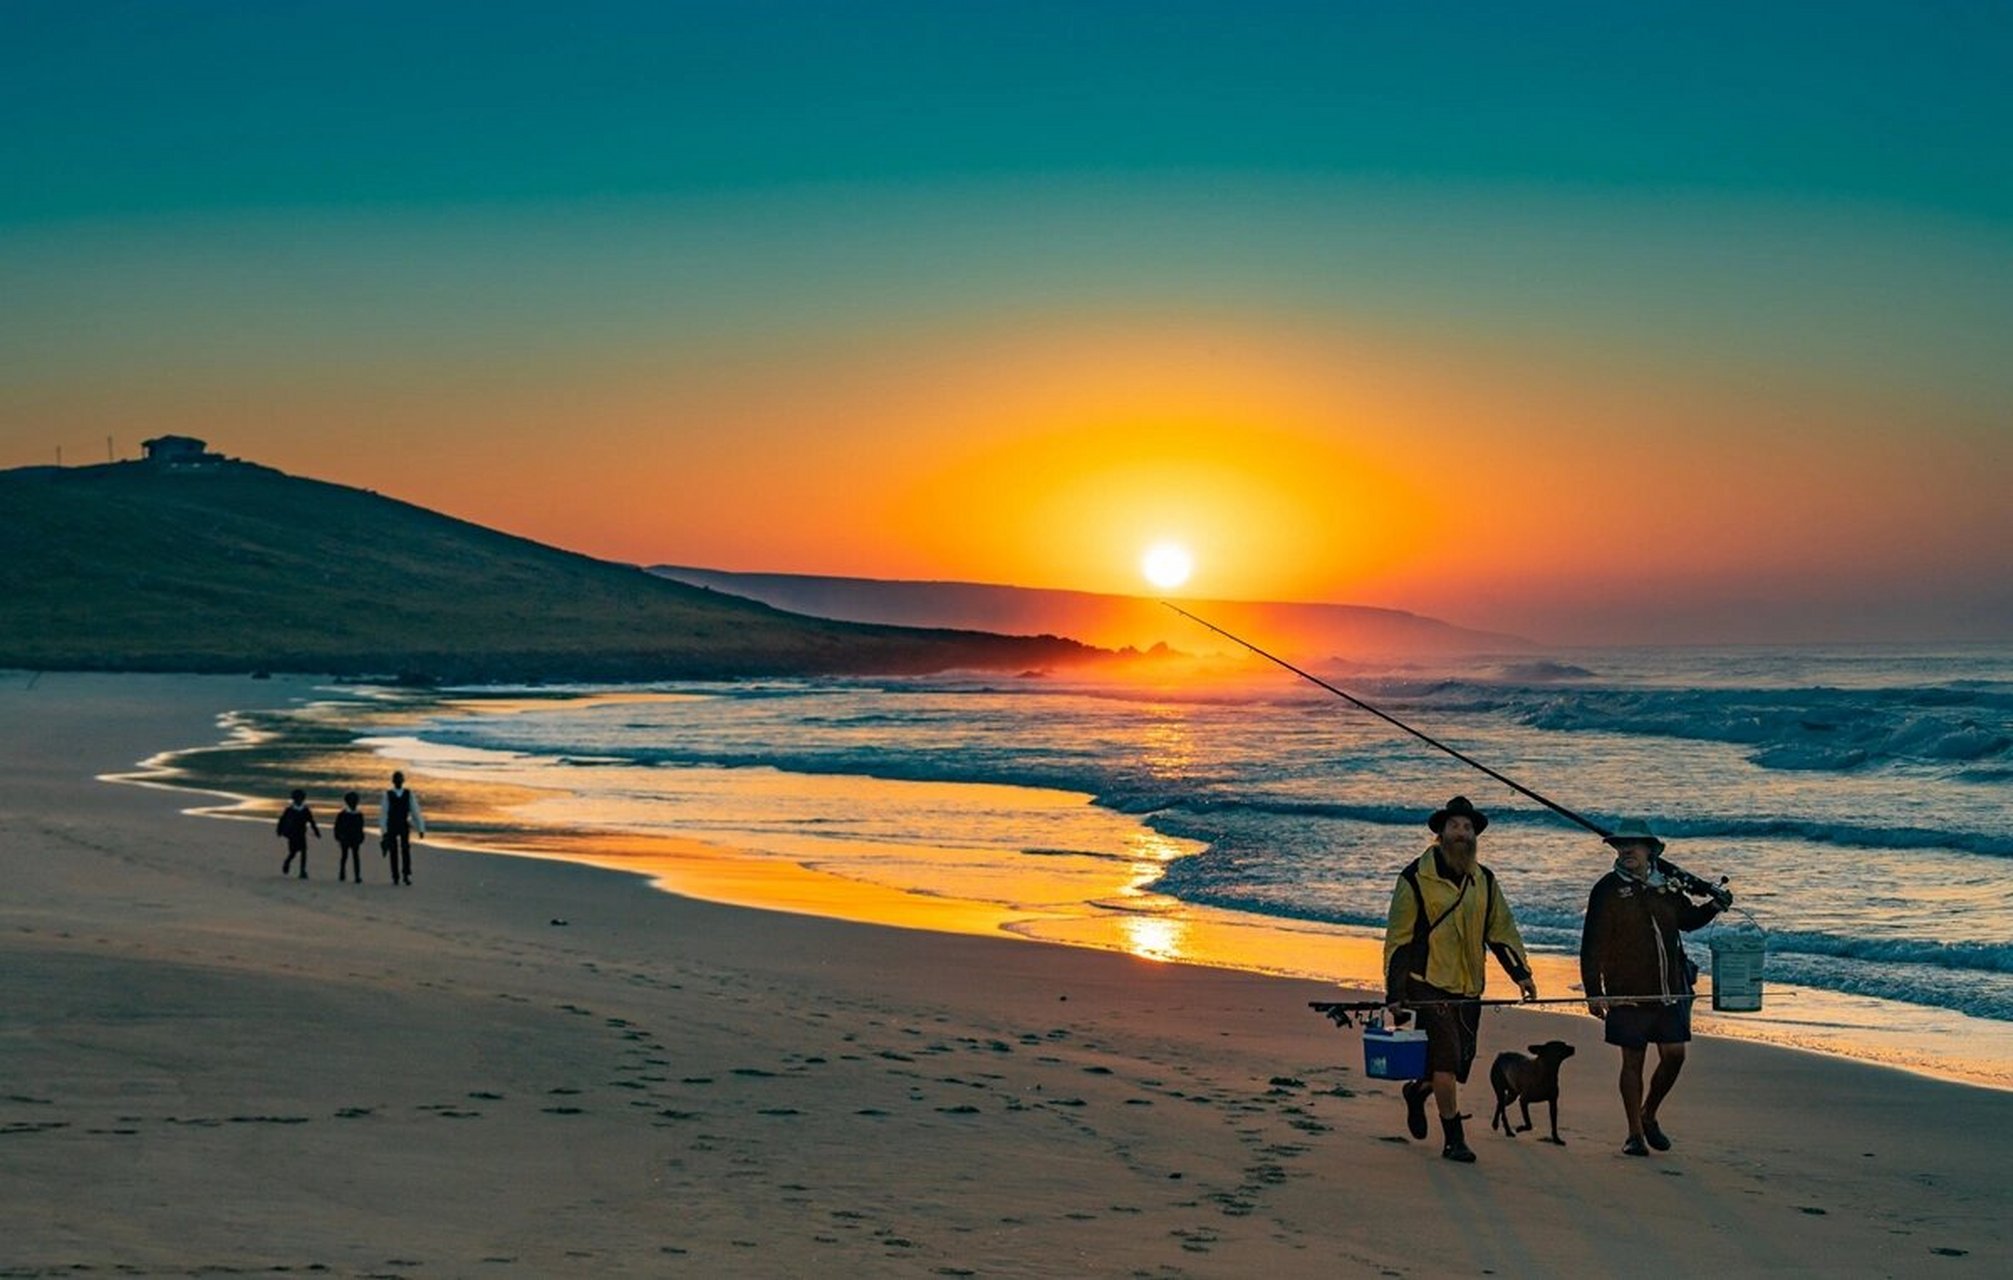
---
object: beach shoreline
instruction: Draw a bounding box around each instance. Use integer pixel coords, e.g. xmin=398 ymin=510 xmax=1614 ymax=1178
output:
xmin=3 ymin=672 xmax=2008 ymax=1276
xmin=123 ymin=679 xmax=2013 ymax=1093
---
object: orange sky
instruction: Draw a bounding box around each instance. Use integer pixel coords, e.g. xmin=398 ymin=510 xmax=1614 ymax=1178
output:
xmin=28 ymin=313 xmax=2001 ymax=643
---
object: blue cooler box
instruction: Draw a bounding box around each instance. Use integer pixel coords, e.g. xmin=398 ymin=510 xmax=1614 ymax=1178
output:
xmin=1363 ymin=1024 xmax=1430 ymax=1081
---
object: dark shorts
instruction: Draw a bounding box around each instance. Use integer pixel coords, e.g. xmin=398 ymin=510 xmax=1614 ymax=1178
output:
xmin=285 ymin=837 xmax=308 ymax=853
xmin=1405 ymin=978 xmax=1482 ymax=1082
xmin=1604 ymin=1000 xmax=1692 ymax=1049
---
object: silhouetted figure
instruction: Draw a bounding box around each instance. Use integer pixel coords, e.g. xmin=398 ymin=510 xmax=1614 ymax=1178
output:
xmin=276 ymin=788 xmax=320 ymax=879
xmin=380 ymin=771 xmax=426 ymax=885
xmin=333 ymin=791 xmax=366 ymax=883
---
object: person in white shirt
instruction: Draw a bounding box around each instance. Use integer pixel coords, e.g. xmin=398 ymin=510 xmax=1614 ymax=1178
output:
xmin=379 ymin=770 xmax=427 ymax=886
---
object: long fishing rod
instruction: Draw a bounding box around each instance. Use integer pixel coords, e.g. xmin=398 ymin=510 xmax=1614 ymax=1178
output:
xmin=1162 ymin=601 xmax=1733 ymax=906
xmin=1309 ymin=995 xmax=1701 ymax=1027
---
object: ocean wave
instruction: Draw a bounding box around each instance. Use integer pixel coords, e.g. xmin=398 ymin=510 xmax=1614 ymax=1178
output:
xmin=1756 ymin=930 xmax=2013 ymax=974
xmin=1135 ymin=797 xmax=2013 ymax=858
xmin=422 ymin=718 xmax=2012 ymax=860
xmin=1142 ymin=865 xmax=2013 ymax=1019
xmin=1509 ymin=686 xmax=2013 ymax=772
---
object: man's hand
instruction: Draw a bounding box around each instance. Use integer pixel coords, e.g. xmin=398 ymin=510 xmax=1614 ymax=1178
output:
xmin=1381 ymin=1002 xmax=1410 ymax=1027
xmin=1587 ymin=998 xmax=1610 ymax=1019
xmin=1517 ymin=976 xmax=1539 ymax=1002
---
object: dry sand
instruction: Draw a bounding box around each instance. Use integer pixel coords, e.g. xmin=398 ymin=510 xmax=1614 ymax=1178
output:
xmin=1 ymin=673 xmax=2006 ymax=1278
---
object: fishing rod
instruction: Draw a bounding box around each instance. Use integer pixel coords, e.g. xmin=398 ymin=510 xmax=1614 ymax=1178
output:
xmin=1308 ymin=996 xmax=1702 ymax=1028
xmin=1162 ymin=601 xmax=1733 ymax=907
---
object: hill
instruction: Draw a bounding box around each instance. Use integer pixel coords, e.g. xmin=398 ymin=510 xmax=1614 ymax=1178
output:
xmin=0 ymin=461 xmax=1100 ymax=680
xmin=649 ymin=567 xmax=1531 ymax=662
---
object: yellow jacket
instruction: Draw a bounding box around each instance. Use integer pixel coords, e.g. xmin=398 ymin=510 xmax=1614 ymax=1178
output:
xmin=1383 ymin=845 xmax=1531 ymax=998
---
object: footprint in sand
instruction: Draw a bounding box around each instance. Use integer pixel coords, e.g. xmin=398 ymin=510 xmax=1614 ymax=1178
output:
xmin=542 ymin=1106 xmax=585 ymax=1115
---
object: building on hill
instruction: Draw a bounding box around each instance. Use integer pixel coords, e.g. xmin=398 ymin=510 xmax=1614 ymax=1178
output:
xmin=141 ymin=435 xmax=224 ymax=467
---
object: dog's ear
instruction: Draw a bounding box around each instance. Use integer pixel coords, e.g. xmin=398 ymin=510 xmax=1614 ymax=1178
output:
xmin=1528 ymin=1044 xmax=1545 ymax=1055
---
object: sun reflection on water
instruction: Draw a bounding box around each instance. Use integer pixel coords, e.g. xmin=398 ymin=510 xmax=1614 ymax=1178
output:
xmin=1119 ymin=914 xmax=1189 ymax=963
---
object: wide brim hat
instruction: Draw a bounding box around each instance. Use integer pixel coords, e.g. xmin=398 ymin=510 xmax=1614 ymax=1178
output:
xmin=1602 ymin=820 xmax=1666 ymax=854
xmin=1428 ymin=795 xmax=1489 ymax=835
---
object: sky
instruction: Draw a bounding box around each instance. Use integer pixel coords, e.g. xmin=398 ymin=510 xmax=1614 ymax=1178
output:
xmin=3 ymin=1 xmax=2009 ymax=645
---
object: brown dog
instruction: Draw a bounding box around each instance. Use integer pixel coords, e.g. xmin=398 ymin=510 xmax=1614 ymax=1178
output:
xmin=1489 ymin=1040 xmax=1576 ymax=1144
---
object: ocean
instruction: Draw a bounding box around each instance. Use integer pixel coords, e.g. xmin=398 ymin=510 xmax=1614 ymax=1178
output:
xmin=168 ymin=645 xmax=2013 ymax=1085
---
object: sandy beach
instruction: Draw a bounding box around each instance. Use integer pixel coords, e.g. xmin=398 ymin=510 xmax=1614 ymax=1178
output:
xmin=3 ymin=674 xmax=2007 ymax=1278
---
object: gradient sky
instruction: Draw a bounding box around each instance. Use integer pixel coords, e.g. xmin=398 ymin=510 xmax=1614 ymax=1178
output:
xmin=4 ymin=1 xmax=2009 ymax=644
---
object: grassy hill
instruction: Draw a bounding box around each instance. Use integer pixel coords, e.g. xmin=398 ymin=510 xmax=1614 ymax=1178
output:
xmin=0 ymin=461 xmax=1101 ymax=680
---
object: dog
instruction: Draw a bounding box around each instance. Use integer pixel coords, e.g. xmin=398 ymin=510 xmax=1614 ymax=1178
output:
xmin=1489 ymin=1040 xmax=1576 ymax=1144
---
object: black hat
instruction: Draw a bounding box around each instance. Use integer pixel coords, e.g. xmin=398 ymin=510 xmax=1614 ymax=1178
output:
xmin=1428 ymin=795 xmax=1488 ymax=835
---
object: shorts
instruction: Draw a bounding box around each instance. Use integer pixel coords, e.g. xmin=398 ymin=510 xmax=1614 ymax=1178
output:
xmin=1604 ymin=1000 xmax=1692 ymax=1048
xmin=285 ymin=837 xmax=308 ymax=854
xmin=1405 ymin=978 xmax=1482 ymax=1082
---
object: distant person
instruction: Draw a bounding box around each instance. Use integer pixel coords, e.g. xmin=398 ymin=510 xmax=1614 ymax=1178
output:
xmin=1383 ymin=796 xmax=1538 ymax=1163
xmin=380 ymin=770 xmax=426 ymax=886
xmin=1581 ymin=820 xmax=1722 ymax=1156
xmin=275 ymin=788 xmax=320 ymax=879
xmin=333 ymin=791 xmax=366 ymax=883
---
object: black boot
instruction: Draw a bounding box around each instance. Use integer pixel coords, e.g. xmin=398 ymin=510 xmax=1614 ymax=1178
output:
xmin=1441 ymin=1112 xmax=1476 ymax=1163
xmin=1402 ymin=1080 xmax=1431 ymax=1140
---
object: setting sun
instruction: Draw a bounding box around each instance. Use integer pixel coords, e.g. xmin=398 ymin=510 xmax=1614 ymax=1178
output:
xmin=1141 ymin=542 xmax=1194 ymax=591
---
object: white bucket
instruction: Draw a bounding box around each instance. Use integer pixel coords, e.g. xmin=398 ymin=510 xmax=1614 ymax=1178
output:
xmin=1708 ymin=931 xmax=1767 ymax=1012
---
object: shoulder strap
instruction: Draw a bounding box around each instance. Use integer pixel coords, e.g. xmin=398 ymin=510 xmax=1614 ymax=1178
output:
xmin=1403 ymin=862 xmax=1470 ymax=946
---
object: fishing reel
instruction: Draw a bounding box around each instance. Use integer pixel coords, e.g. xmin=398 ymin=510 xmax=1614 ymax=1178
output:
xmin=1655 ymin=856 xmax=1734 ymax=909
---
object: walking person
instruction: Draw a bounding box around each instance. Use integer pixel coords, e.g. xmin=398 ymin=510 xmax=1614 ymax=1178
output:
xmin=1383 ymin=796 xmax=1538 ymax=1163
xmin=333 ymin=791 xmax=366 ymax=883
xmin=1580 ymin=820 xmax=1723 ymax=1156
xmin=379 ymin=770 xmax=426 ymax=886
xmin=275 ymin=788 xmax=320 ymax=879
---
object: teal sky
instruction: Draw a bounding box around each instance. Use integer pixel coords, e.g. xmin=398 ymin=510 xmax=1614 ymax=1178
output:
xmin=3 ymin=2 xmax=2009 ymax=642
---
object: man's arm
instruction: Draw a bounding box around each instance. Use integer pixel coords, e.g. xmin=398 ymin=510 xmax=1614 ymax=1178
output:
xmin=1484 ymin=874 xmax=1536 ymax=997
xmin=1382 ymin=877 xmax=1417 ymax=1004
xmin=1580 ymin=879 xmax=1610 ymax=1013
xmin=307 ymin=808 xmax=320 ymax=837
xmin=409 ymin=792 xmax=426 ymax=837
xmin=1676 ymin=894 xmax=1721 ymax=931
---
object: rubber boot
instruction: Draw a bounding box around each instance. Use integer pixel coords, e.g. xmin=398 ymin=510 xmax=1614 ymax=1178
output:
xmin=1402 ymin=1080 xmax=1431 ymax=1140
xmin=1440 ymin=1112 xmax=1476 ymax=1163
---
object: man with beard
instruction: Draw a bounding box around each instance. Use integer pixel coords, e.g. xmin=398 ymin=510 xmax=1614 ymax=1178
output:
xmin=1383 ymin=796 xmax=1538 ymax=1162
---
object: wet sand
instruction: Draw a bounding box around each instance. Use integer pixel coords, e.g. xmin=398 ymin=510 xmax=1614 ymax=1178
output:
xmin=2 ymin=673 xmax=2006 ymax=1277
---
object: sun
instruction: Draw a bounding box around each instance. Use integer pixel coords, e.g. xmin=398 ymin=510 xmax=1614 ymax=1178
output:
xmin=1141 ymin=542 xmax=1194 ymax=591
